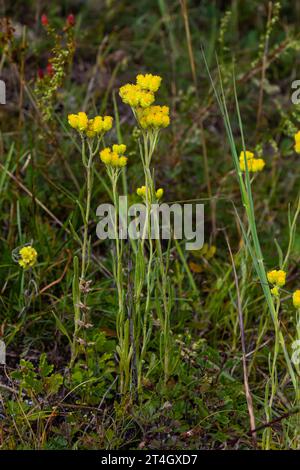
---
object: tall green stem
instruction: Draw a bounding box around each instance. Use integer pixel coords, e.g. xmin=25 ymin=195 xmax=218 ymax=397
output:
xmin=81 ymin=155 xmax=93 ymax=280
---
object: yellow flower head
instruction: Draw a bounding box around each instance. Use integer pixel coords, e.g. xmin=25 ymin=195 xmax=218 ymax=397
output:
xmin=293 ymin=290 xmax=300 ymax=309
xmin=239 ymin=150 xmax=265 ymax=173
xmin=136 ymin=74 xmax=162 ymax=93
xmin=137 ymin=105 xmax=170 ymax=129
xmin=251 ymin=158 xmax=265 ymax=172
xmin=118 ymin=156 xmax=128 ymax=167
xmin=110 ymin=152 xmax=120 ymax=167
xmin=92 ymin=116 xmax=103 ymax=133
xmin=102 ymin=116 xmax=113 ymax=131
xmin=99 ymin=147 xmax=112 ymax=165
xmin=68 ymin=114 xmax=79 ymax=129
xmin=77 ymin=112 xmax=88 ymax=131
xmin=267 ymin=269 xmax=286 ymax=287
xmin=239 ymin=150 xmax=254 ymax=161
xmin=100 ymin=146 xmax=127 ymax=168
xmin=68 ymin=113 xmax=113 ymax=136
xmin=294 ymin=131 xmax=300 ymax=153
xmin=274 ymin=270 xmax=286 ymax=287
xmin=18 ymin=246 xmax=38 ymax=269
xmin=119 ymin=84 xmax=155 ymax=109
xmin=267 ymin=270 xmax=277 ymax=284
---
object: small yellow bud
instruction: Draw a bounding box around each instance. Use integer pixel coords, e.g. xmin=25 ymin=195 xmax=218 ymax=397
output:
xmin=156 ymin=188 xmax=164 ymax=199
xmin=271 ymin=286 xmax=279 ymax=297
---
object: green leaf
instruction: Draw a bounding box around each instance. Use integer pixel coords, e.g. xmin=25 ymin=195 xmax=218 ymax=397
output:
xmin=52 ymin=311 xmax=72 ymax=346
xmin=39 ymin=353 xmax=54 ymax=378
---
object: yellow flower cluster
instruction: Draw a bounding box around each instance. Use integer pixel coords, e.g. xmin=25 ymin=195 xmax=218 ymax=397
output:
xmin=100 ymin=145 xmax=127 ymax=167
xmin=18 ymin=246 xmax=38 ymax=269
xmin=137 ymin=106 xmax=170 ymax=129
xmin=267 ymin=269 xmax=286 ymax=288
xmin=136 ymin=186 xmax=164 ymax=199
xmin=293 ymin=290 xmax=300 ymax=309
xmin=119 ymin=73 xmax=170 ymax=131
xmin=68 ymin=112 xmax=113 ymax=137
xmin=294 ymin=131 xmax=300 ymax=153
xmin=136 ymin=74 xmax=162 ymax=92
xmin=119 ymin=84 xmax=155 ymax=108
xmin=119 ymin=73 xmax=162 ymax=109
xmin=239 ymin=150 xmax=265 ymax=173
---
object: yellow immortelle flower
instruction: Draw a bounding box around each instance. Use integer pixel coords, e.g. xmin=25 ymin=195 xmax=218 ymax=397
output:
xmin=267 ymin=269 xmax=286 ymax=287
xmin=92 ymin=116 xmax=103 ymax=133
xmin=99 ymin=148 xmax=111 ymax=164
xmin=267 ymin=270 xmax=277 ymax=284
xmin=293 ymin=290 xmax=300 ymax=308
xmin=102 ymin=116 xmax=113 ymax=132
xmin=68 ymin=113 xmax=113 ymax=136
xmin=294 ymin=131 xmax=300 ymax=153
xmin=100 ymin=146 xmax=128 ymax=168
xmin=239 ymin=150 xmax=265 ymax=173
xmin=18 ymin=246 xmax=38 ymax=269
xmin=119 ymin=84 xmax=155 ymax=109
xmin=77 ymin=112 xmax=88 ymax=131
xmin=110 ymin=152 xmax=120 ymax=166
xmin=274 ymin=270 xmax=286 ymax=287
xmin=137 ymin=105 xmax=170 ymax=129
xmin=68 ymin=113 xmax=79 ymax=128
xmin=136 ymin=74 xmax=162 ymax=93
